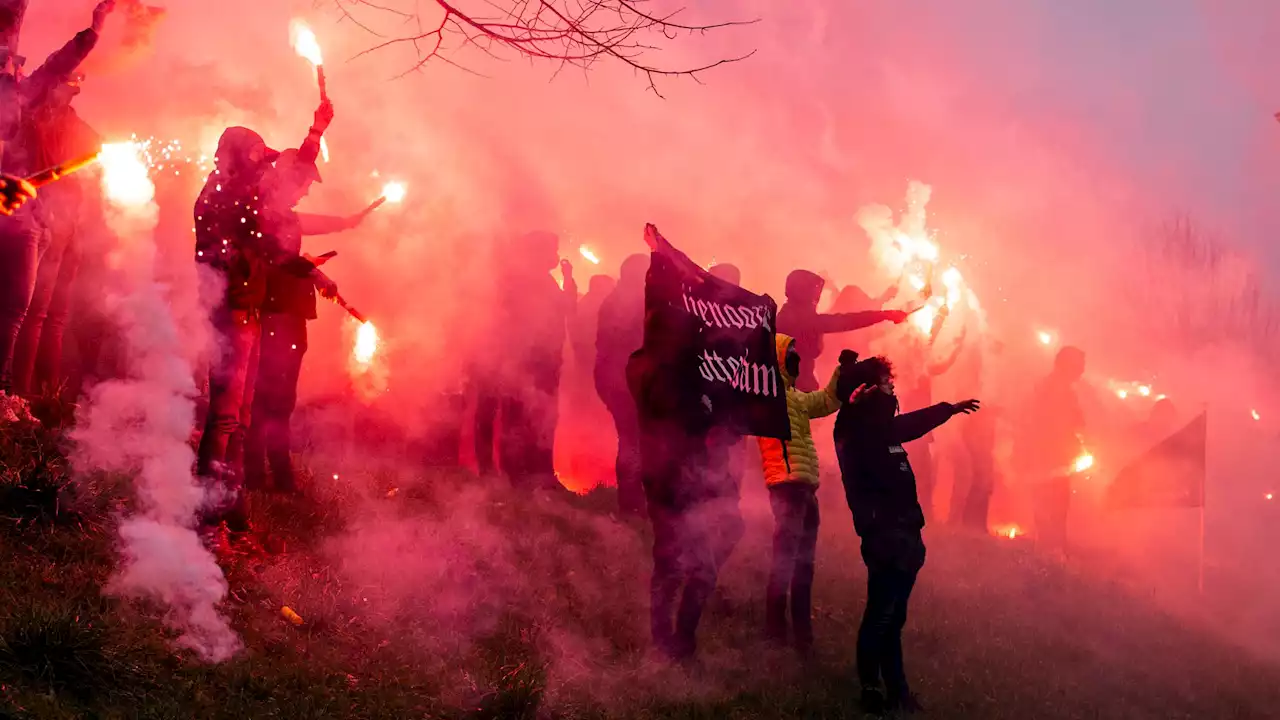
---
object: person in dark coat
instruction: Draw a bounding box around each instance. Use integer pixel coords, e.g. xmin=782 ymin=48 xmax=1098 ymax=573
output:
xmin=194 ymin=99 xmax=334 ymax=539
xmin=595 ymin=253 xmax=648 ymax=516
xmin=243 ymin=146 xmax=371 ymax=494
xmin=833 ymin=352 xmax=979 ymax=715
xmin=704 ymin=262 xmax=747 ymax=572
xmin=777 ymin=269 xmax=906 ymax=392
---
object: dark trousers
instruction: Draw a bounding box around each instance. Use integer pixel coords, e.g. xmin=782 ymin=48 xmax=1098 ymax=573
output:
xmin=473 ymin=378 xmax=500 ymax=474
xmin=196 ymin=308 xmax=261 ymax=531
xmin=498 ymin=381 xmax=559 ymax=490
xmin=910 ymin=444 xmax=935 ymax=522
xmin=0 ymin=207 xmax=45 ymax=392
xmin=12 ymin=223 xmax=79 ymax=396
xmin=649 ymin=502 xmax=719 ymax=659
xmin=244 ymin=313 xmax=306 ymax=493
xmin=766 ymin=483 xmax=820 ymax=648
xmin=954 ymin=448 xmax=996 ymax=531
xmin=1033 ymin=476 xmax=1072 ymax=554
xmin=857 ymin=561 xmax=920 ymax=698
xmin=599 ymin=383 xmax=645 ymax=517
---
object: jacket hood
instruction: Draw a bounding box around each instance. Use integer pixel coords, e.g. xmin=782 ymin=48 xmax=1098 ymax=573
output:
xmin=775 ymin=333 xmax=796 ymax=388
xmin=214 ymin=126 xmax=279 ymax=179
xmin=785 ymin=269 xmax=825 ymax=305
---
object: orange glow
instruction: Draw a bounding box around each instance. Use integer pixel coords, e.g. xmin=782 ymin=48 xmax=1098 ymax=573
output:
xmin=1137 ymin=385 xmax=1152 ymax=397
xmin=100 ymin=141 xmax=155 ymax=207
xmin=381 ymin=182 xmax=406 ymax=204
xmin=1266 ymin=493 xmax=1274 ymax=501
xmin=1036 ymin=329 xmax=1054 ymax=346
xmin=579 ymin=245 xmax=600 ymax=264
xmin=354 ymin=322 xmax=379 ymax=365
xmin=1116 ymin=389 xmax=1129 ymax=400
xmin=993 ymin=524 xmax=1022 ymax=540
xmin=1072 ymin=451 xmax=1095 ymax=474
xmin=290 ymin=20 xmax=323 ymax=66
xmin=1252 ymin=409 xmax=1262 ymax=421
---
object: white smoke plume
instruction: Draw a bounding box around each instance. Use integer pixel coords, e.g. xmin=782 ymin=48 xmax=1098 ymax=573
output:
xmin=71 ymin=142 xmax=239 ymax=662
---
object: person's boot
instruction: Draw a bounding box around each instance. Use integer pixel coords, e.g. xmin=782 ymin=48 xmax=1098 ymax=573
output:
xmin=860 ymin=686 xmax=887 ymax=716
xmin=764 ymin=593 xmax=788 ymax=645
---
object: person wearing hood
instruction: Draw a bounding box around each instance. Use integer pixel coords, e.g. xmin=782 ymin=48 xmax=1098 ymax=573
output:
xmin=194 ymin=98 xmax=335 ymax=539
xmin=10 ymin=69 xmax=102 ymax=398
xmin=755 ymin=333 xmax=844 ymax=657
xmin=595 ymin=253 xmax=648 ymax=516
xmin=833 ymin=353 xmax=980 ymax=715
xmin=242 ymin=143 xmax=372 ymax=496
xmin=777 ymin=269 xmax=907 ymax=392
xmin=0 ymin=0 xmax=112 ymax=396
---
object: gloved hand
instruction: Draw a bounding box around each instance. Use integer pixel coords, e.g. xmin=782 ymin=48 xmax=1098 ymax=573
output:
xmin=312 ymin=98 xmax=335 ymax=134
xmin=0 ymin=174 xmax=36 ymax=215
xmin=949 ymin=399 xmax=981 ymax=415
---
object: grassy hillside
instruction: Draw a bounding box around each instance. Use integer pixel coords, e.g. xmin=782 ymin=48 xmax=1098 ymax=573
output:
xmin=1 ymin=413 xmax=1278 ymax=720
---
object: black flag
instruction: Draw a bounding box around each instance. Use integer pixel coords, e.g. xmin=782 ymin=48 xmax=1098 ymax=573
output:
xmin=1108 ymin=412 xmax=1207 ymax=509
xmin=638 ymin=224 xmax=790 ymax=440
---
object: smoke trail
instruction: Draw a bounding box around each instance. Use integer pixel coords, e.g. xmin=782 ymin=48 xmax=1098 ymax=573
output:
xmin=71 ymin=142 xmax=239 ymax=662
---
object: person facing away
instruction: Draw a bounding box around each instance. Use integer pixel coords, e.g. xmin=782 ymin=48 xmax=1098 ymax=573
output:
xmin=755 ymin=333 xmax=844 ymax=657
xmin=0 ymin=0 xmax=112 ymax=397
xmin=777 ymin=269 xmax=907 ymax=392
xmin=594 ymin=253 xmax=648 ymax=517
xmin=243 ymin=146 xmax=370 ymax=495
xmin=626 ymin=304 xmax=724 ymax=662
xmin=833 ymin=353 xmax=980 ymax=716
xmin=194 ymin=98 xmax=334 ymax=541
xmin=570 ymin=274 xmax=614 ymax=375
xmin=1013 ymin=345 xmax=1086 ymax=557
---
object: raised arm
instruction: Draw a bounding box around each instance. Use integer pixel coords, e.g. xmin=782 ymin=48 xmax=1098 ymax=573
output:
xmin=813 ymin=309 xmax=908 ymax=334
xmin=24 ymin=1 xmax=112 ymax=109
xmin=295 ymin=98 xmax=334 ymax=166
xmin=888 ymin=400 xmax=978 ymax=444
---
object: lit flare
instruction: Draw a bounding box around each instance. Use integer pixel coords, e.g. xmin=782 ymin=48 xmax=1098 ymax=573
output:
xmin=354 ymin=321 xmax=379 ymax=365
xmin=290 ymin=20 xmax=323 ymax=66
xmin=99 ymin=141 xmax=155 ymax=207
xmin=381 ymin=182 xmax=406 ymax=204
xmin=579 ymin=246 xmax=600 ymax=265
xmin=1072 ymin=451 xmax=1095 ymax=474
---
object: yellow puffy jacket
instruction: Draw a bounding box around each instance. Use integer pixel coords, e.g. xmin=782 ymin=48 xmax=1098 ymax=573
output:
xmin=757 ymin=334 xmax=842 ymax=487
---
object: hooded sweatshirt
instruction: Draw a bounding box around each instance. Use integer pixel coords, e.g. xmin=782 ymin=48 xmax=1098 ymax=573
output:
xmin=756 ymin=333 xmax=841 ymax=487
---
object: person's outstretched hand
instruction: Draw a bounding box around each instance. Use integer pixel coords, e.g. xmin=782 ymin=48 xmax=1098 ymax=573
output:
xmin=848 ymin=383 xmax=876 ymax=404
xmin=886 ymin=309 xmax=910 ymax=324
xmin=560 ymin=258 xmax=574 ymax=281
xmin=950 ymin=399 xmax=981 ymax=415
xmin=0 ymin=175 xmax=37 ymax=215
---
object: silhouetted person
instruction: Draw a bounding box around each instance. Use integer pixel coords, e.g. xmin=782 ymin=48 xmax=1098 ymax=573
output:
xmin=777 ymin=269 xmax=906 ymax=392
xmin=627 ymin=315 xmax=723 ymax=662
xmin=483 ymin=231 xmax=576 ymax=491
xmin=834 ymin=353 xmax=980 ymax=715
xmin=0 ymin=1 xmax=111 ymax=396
xmin=243 ymin=146 xmax=369 ymax=494
xmin=11 ymin=70 xmax=100 ymax=397
xmin=595 ymin=253 xmax=648 ymax=516
xmin=1014 ymin=346 xmax=1086 ymax=558
xmin=570 ymin=274 xmax=614 ymax=374
xmin=757 ymin=334 xmax=843 ymax=657
xmin=195 ymin=99 xmax=333 ymax=542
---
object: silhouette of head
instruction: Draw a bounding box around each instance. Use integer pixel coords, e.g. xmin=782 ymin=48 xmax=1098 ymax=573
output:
xmin=1054 ymin=346 xmax=1086 ymax=381
xmin=785 ymin=269 xmax=824 ymax=307
xmin=619 ymin=253 xmax=649 ymax=286
xmin=709 ymin=263 xmax=741 ymax=286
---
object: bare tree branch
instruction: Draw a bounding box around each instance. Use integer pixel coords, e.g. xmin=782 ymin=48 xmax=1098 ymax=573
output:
xmin=336 ymin=0 xmax=756 ymax=96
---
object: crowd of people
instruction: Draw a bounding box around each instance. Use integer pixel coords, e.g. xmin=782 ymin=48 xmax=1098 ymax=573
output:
xmin=0 ymin=5 xmax=1103 ymax=715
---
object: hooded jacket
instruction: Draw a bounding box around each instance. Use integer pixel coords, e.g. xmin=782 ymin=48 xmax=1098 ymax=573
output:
xmin=756 ymin=333 xmax=841 ymax=488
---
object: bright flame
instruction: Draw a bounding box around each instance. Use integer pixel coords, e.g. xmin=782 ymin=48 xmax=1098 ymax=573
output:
xmin=993 ymin=524 xmax=1022 ymax=540
xmin=909 ymin=297 xmax=944 ymax=335
xmin=290 ymin=20 xmax=323 ymax=66
xmin=907 ymin=274 xmax=926 ymax=291
xmin=319 ymin=137 xmax=330 ymax=164
xmin=381 ymin=182 xmax=406 ymax=203
xmin=354 ymin=322 xmax=379 ymax=365
xmin=579 ymin=246 xmax=600 ymax=265
xmin=1266 ymin=493 xmax=1274 ymax=501
xmin=1137 ymin=385 xmax=1152 ymax=397
xmin=1036 ymin=330 xmax=1054 ymax=346
xmin=1072 ymin=452 xmax=1095 ymax=474
xmin=1116 ymin=389 xmax=1129 ymax=400
xmin=99 ymin=142 xmax=155 ymax=207
xmin=941 ymin=266 xmax=964 ymax=307
xmin=1252 ymin=409 xmax=1262 ymax=421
